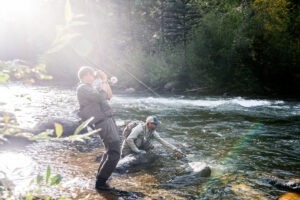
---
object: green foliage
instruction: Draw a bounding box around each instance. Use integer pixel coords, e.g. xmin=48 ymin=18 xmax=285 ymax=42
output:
xmin=245 ymin=0 xmax=300 ymax=95
xmin=143 ymin=53 xmax=176 ymax=86
xmin=186 ymin=7 xmax=256 ymax=93
xmin=0 ymin=116 xmax=97 ymax=198
xmin=30 ymin=117 xmax=98 ymax=142
xmin=0 ymin=72 xmax=9 ymax=83
xmin=178 ymin=0 xmax=299 ymax=96
xmin=0 ymin=117 xmax=96 ymax=199
xmin=252 ymin=0 xmax=290 ymax=35
xmin=39 ymin=0 xmax=88 ymax=84
xmin=54 ymin=123 xmax=63 ymax=138
xmin=26 ymin=165 xmax=63 ymax=199
xmin=43 ymin=0 xmax=87 ymax=56
xmin=1 ymin=165 xmax=63 ymax=199
xmin=0 ymin=171 xmax=14 ymax=199
xmin=161 ymin=0 xmax=201 ymax=45
xmin=0 ymin=60 xmax=52 ymax=84
xmin=73 ymin=117 xmax=94 ymax=136
xmin=1 ymin=0 xmax=298 ymax=96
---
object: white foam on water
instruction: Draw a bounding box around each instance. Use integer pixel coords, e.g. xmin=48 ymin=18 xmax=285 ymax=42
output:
xmin=187 ymin=161 xmax=208 ymax=173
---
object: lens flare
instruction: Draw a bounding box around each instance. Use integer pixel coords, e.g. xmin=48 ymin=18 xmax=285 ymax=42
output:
xmin=0 ymin=0 xmax=39 ymax=22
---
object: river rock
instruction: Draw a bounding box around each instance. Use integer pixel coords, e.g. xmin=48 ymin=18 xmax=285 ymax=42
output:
xmin=115 ymin=152 xmax=158 ymax=173
xmin=160 ymin=162 xmax=211 ymax=188
xmin=0 ymin=111 xmax=34 ymax=149
xmin=32 ymin=117 xmax=88 ymax=137
xmin=268 ymin=178 xmax=300 ymax=193
xmin=0 ymin=134 xmax=33 ymax=150
xmin=115 ymin=153 xmax=211 ymax=189
xmin=0 ymin=111 xmax=17 ymax=124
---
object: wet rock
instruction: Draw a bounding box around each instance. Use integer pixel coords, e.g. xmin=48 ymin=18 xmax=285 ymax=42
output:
xmin=115 ymin=152 xmax=211 ymax=189
xmin=232 ymin=183 xmax=268 ymax=200
xmin=159 ymin=162 xmax=211 ymax=188
xmin=115 ymin=153 xmax=158 ymax=173
xmin=0 ymin=110 xmax=88 ymax=137
xmin=0 ymin=135 xmax=33 ymax=149
xmin=32 ymin=117 xmax=88 ymax=137
xmin=268 ymin=178 xmax=300 ymax=193
xmin=0 ymin=111 xmax=18 ymax=125
xmin=0 ymin=111 xmax=34 ymax=149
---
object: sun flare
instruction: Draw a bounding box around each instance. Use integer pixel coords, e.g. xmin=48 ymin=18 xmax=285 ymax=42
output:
xmin=0 ymin=152 xmax=35 ymax=178
xmin=0 ymin=0 xmax=40 ymax=22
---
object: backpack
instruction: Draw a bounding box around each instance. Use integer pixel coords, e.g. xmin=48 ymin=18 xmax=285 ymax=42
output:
xmin=122 ymin=120 xmax=143 ymax=139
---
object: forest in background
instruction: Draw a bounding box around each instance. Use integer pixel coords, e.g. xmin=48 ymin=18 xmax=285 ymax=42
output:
xmin=0 ymin=0 xmax=299 ymax=98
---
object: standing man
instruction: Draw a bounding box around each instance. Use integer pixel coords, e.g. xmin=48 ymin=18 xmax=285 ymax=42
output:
xmin=76 ymin=66 xmax=120 ymax=191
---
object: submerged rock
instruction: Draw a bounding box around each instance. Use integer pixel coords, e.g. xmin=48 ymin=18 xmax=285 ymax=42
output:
xmin=159 ymin=161 xmax=211 ymax=188
xmin=268 ymin=178 xmax=300 ymax=193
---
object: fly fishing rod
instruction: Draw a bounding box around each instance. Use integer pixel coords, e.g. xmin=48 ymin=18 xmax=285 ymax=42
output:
xmin=71 ymin=47 xmax=160 ymax=97
xmin=105 ymin=56 xmax=161 ymax=98
xmin=70 ymin=48 xmax=118 ymax=85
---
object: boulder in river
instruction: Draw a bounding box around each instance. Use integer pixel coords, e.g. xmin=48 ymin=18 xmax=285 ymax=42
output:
xmin=115 ymin=152 xmax=211 ymax=188
xmin=32 ymin=117 xmax=88 ymax=137
xmin=159 ymin=161 xmax=211 ymax=188
xmin=115 ymin=152 xmax=159 ymax=173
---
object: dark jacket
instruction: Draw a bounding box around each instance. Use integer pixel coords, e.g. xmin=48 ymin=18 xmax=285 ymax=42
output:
xmin=76 ymin=83 xmax=113 ymax=124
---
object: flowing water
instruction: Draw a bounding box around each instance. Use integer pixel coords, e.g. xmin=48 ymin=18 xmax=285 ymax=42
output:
xmin=0 ymin=84 xmax=299 ymax=199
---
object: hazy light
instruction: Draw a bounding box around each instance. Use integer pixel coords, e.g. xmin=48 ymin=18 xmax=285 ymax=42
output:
xmin=0 ymin=152 xmax=34 ymax=178
xmin=0 ymin=0 xmax=40 ymax=22
xmin=0 ymin=152 xmax=36 ymax=196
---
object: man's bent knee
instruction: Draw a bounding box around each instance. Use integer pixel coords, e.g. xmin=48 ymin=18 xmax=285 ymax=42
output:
xmin=107 ymin=141 xmax=120 ymax=161
xmin=108 ymin=151 xmax=120 ymax=163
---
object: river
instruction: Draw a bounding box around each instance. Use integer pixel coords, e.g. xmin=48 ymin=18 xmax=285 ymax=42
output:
xmin=0 ymin=84 xmax=299 ymax=199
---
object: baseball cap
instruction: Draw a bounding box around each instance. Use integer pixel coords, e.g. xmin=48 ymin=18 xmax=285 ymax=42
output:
xmin=146 ymin=116 xmax=161 ymax=125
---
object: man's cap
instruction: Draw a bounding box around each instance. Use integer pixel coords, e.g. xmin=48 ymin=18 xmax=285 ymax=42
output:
xmin=146 ymin=116 xmax=160 ymax=125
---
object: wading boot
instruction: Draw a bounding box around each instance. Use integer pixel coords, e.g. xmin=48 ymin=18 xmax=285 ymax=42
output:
xmin=95 ymin=178 xmax=114 ymax=191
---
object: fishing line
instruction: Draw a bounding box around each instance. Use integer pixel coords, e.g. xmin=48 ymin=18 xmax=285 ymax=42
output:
xmin=70 ymin=44 xmax=161 ymax=98
xmin=78 ymin=4 xmax=190 ymax=135
xmin=107 ymin=55 xmax=161 ymax=98
xmin=79 ymin=2 xmax=161 ymax=97
xmin=72 ymin=47 xmax=188 ymax=134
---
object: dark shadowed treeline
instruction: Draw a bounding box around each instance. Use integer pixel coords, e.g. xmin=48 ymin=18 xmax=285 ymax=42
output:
xmin=0 ymin=0 xmax=299 ymax=97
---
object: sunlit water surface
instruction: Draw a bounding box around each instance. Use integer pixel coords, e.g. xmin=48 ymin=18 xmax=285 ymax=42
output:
xmin=0 ymin=84 xmax=299 ymax=199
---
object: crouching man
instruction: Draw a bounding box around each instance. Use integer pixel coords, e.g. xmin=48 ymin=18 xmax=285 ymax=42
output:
xmin=121 ymin=116 xmax=184 ymax=158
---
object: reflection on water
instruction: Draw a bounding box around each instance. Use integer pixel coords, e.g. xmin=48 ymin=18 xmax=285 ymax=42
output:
xmin=0 ymin=84 xmax=299 ymax=199
xmin=0 ymin=152 xmax=36 ymax=196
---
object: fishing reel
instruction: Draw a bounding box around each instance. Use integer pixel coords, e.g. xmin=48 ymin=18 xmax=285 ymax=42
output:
xmin=109 ymin=76 xmax=118 ymax=85
xmin=93 ymin=70 xmax=118 ymax=85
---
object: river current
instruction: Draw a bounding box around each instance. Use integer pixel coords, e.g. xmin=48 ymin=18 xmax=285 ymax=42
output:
xmin=0 ymin=84 xmax=299 ymax=199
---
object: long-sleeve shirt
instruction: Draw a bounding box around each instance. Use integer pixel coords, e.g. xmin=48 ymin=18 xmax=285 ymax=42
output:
xmin=76 ymin=83 xmax=112 ymax=124
xmin=121 ymin=123 xmax=177 ymax=156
